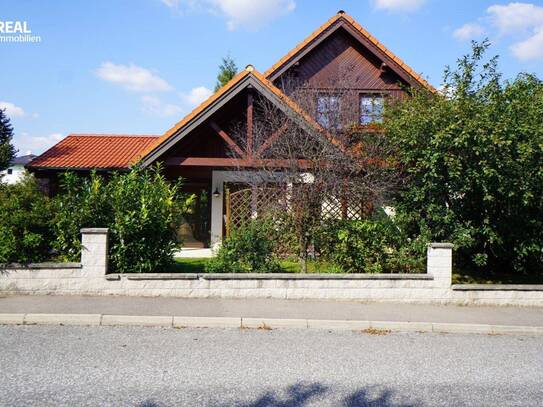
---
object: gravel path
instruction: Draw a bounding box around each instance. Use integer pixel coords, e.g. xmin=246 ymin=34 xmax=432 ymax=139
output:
xmin=1 ymin=325 xmax=542 ymax=406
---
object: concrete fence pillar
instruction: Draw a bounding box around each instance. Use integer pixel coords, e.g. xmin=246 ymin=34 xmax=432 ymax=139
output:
xmin=81 ymin=228 xmax=109 ymax=277
xmin=427 ymin=243 xmax=453 ymax=288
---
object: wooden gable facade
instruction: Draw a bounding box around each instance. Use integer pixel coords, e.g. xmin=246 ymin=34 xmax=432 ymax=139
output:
xmin=140 ymin=11 xmax=432 ymax=176
xmin=28 ymin=10 xmax=433 ymax=247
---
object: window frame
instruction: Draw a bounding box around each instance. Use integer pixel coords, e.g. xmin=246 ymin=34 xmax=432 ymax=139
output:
xmin=315 ymin=93 xmax=342 ymax=130
xmin=359 ymin=92 xmax=387 ymax=125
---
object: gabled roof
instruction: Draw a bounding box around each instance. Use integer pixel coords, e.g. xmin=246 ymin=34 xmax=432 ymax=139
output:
xmin=265 ymin=10 xmax=435 ymax=92
xmin=29 ymin=11 xmax=432 ymax=173
xmin=28 ymin=134 xmax=158 ymax=170
xmin=135 ymin=66 xmax=326 ymax=166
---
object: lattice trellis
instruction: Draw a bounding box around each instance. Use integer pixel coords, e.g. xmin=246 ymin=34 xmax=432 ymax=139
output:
xmin=226 ymin=186 xmax=289 ymax=235
xmin=226 ymin=185 xmax=367 ymax=236
xmin=320 ymin=194 xmax=366 ymax=221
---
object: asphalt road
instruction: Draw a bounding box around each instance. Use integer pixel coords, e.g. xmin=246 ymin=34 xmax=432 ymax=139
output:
xmin=0 ymin=326 xmax=542 ymax=406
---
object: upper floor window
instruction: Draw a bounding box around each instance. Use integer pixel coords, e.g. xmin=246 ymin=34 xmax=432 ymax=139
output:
xmin=360 ymin=94 xmax=384 ymax=125
xmin=316 ymin=95 xmax=341 ymax=129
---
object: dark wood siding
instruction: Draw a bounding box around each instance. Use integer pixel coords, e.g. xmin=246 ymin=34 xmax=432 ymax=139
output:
xmin=275 ymin=27 xmax=407 ymax=97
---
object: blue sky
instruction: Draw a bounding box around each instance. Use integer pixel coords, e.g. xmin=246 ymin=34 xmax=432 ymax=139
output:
xmin=1 ymin=0 xmax=543 ymax=155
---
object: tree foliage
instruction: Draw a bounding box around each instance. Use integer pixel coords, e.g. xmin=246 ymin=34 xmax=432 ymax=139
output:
xmin=385 ymin=41 xmax=543 ymax=274
xmin=54 ymin=166 xmax=194 ymax=273
xmin=214 ymin=54 xmax=238 ymax=92
xmin=0 ymin=108 xmax=17 ymax=172
xmin=0 ymin=176 xmax=54 ymax=263
xmin=316 ymin=212 xmax=426 ymax=274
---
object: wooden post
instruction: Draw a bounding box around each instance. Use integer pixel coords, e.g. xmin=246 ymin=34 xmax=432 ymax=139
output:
xmin=225 ymin=187 xmax=231 ymax=237
xmin=247 ymin=91 xmax=254 ymax=157
xmin=340 ymin=179 xmax=348 ymax=219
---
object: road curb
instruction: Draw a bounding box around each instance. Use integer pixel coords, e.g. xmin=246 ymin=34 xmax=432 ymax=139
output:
xmin=0 ymin=313 xmax=542 ymax=335
xmin=24 ymin=313 xmax=101 ymax=326
xmin=101 ymin=315 xmax=173 ymax=327
xmin=0 ymin=313 xmax=25 ymax=325
xmin=173 ymin=316 xmax=241 ymax=328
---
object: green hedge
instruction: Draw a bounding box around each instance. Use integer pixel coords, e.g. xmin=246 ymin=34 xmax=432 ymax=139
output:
xmin=315 ymin=212 xmax=427 ymax=274
xmin=206 ymin=219 xmax=281 ymax=273
xmin=0 ymin=176 xmax=54 ymax=263
xmin=53 ymin=166 xmax=194 ymax=273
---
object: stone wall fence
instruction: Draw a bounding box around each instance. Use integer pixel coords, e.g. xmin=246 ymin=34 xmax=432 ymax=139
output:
xmin=1 ymin=228 xmax=542 ymax=306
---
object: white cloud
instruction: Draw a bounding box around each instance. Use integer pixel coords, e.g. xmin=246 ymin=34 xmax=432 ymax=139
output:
xmin=214 ymin=0 xmax=296 ymax=31
xmin=165 ymin=0 xmax=295 ymax=30
xmin=486 ymin=2 xmax=543 ymax=61
xmin=372 ymin=0 xmax=426 ymax=12
xmin=511 ymin=27 xmax=543 ymax=60
xmin=141 ymin=96 xmax=183 ymax=117
xmin=455 ymin=3 xmax=543 ymax=61
xmin=141 ymin=86 xmax=212 ymax=117
xmin=161 ymin=0 xmax=180 ymax=7
xmin=96 ymin=62 xmax=172 ymax=92
xmin=487 ymin=2 xmax=543 ymax=35
xmin=16 ymin=132 xmax=64 ymax=155
xmin=0 ymin=101 xmax=25 ymax=118
xmin=453 ymin=23 xmax=486 ymax=41
xmin=180 ymin=86 xmax=213 ymax=106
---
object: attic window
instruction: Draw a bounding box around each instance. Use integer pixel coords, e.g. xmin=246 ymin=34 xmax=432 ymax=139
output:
xmin=316 ymin=95 xmax=341 ymax=129
xmin=360 ymin=94 xmax=384 ymax=124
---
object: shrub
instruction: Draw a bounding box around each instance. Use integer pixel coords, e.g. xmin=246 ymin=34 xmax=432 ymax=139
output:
xmin=384 ymin=42 xmax=543 ymax=274
xmin=0 ymin=175 xmax=54 ymax=263
xmin=206 ymin=219 xmax=281 ymax=273
xmin=315 ymin=211 xmax=426 ymax=273
xmin=53 ymin=172 xmax=110 ymax=261
xmin=54 ymin=166 xmax=194 ymax=273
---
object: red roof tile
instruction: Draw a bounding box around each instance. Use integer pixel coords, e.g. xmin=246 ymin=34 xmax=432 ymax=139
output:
xmin=28 ymin=134 xmax=159 ymax=170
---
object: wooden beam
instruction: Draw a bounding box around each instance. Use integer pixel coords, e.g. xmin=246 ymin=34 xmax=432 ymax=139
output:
xmin=247 ymin=91 xmax=254 ymax=157
xmin=255 ymin=123 xmax=288 ymax=157
xmin=165 ymin=157 xmax=312 ymax=168
xmin=209 ymin=121 xmax=246 ymax=158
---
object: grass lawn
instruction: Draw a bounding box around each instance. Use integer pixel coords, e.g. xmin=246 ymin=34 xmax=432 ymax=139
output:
xmin=452 ymin=269 xmax=543 ymax=284
xmin=170 ymin=257 xmax=340 ymax=274
xmin=169 ymin=258 xmax=543 ymax=284
xmin=169 ymin=258 xmax=209 ymax=273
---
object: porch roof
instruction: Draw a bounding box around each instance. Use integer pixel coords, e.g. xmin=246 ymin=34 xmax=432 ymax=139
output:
xmin=133 ymin=65 xmax=331 ymax=167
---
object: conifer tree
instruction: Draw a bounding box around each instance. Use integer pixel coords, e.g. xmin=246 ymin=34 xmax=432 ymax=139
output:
xmin=214 ymin=55 xmax=238 ymax=92
xmin=0 ymin=108 xmax=17 ymax=171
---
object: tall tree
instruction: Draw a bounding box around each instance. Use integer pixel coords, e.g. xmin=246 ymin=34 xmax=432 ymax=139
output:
xmin=385 ymin=41 xmax=543 ymax=274
xmin=0 ymin=108 xmax=17 ymax=171
xmin=214 ymin=55 xmax=238 ymax=92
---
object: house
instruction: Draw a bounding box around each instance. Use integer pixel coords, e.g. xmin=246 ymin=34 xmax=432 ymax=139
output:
xmin=27 ymin=10 xmax=434 ymax=248
xmin=1 ymin=154 xmax=36 ymax=184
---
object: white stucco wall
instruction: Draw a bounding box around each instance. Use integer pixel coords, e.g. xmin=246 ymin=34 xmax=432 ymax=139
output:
xmin=1 ymin=233 xmax=542 ymax=306
xmin=0 ymin=164 xmax=26 ymax=184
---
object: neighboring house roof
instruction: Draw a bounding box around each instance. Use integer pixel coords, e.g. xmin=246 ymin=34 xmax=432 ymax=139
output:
xmin=27 ymin=134 xmax=158 ymax=170
xmin=11 ymin=155 xmax=36 ymax=166
xmin=135 ymin=65 xmax=329 ymax=166
xmin=265 ymin=10 xmax=435 ymax=92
